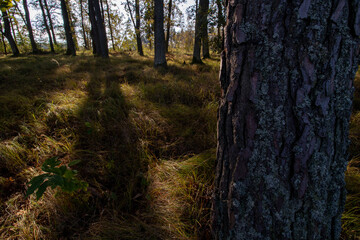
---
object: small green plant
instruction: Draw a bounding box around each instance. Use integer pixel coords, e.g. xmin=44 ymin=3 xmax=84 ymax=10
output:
xmin=26 ymin=157 xmax=88 ymax=200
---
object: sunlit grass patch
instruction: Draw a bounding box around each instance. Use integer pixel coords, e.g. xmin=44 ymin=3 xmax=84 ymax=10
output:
xmin=147 ymin=149 xmax=216 ymax=239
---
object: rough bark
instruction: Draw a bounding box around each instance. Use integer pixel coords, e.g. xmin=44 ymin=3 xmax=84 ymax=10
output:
xmin=1 ymin=10 xmax=19 ymax=56
xmin=39 ymin=0 xmax=54 ymax=53
xmin=212 ymin=0 xmax=360 ymax=239
xmin=200 ymin=0 xmax=209 ymax=58
xmin=23 ymin=0 xmax=38 ymax=53
xmin=192 ymin=0 xmax=202 ymax=64
xmin=43 ymin=0 xmax=57 ymax=45
xmin=89 ymin=0 xmax=99 ymax=54
xmin=105 ymin=0 xmax=115 ymax=51
xmin=61 ymin=0 xmax=76 ymax=55
xmin=165 ymin=0 xmax=172 ymax=53
xmin=154 ymin=0 xmax=167 ymax=67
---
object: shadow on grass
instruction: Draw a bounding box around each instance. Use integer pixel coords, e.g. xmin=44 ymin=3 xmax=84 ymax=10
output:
xmin=48 ymin=60 xmax=148 ymax=238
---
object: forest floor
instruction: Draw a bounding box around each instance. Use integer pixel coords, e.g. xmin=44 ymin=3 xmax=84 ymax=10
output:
xmin=0 ymin=51 xmax=359 ymax=239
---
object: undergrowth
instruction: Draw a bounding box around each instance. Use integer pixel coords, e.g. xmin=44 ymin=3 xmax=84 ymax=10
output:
xmin=0 ymin=52 xmax=219 ymax=239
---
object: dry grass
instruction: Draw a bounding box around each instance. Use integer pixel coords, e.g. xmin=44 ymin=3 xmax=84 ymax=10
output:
xmin=0 ymin=51 xmax=219 ymax=239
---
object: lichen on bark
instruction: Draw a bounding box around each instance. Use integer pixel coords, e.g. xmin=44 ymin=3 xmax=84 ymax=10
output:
xmin=212 ymin=0 xmax=360 ymax=239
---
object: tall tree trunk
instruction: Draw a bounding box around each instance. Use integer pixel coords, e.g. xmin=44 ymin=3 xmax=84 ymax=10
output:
xmin=105 ymin=0 xmax=115 ymax=51
xmin=192 ymin=0 xmax=202 ymax=64
xmin=43 ymin=0 xmax=57 ymax=45
xmin=215 ymin=0 xmax=223 ymax=52
xmin=200 ymin=0 xmax=209 ymax=58
xmin=23 ymin=0 xmax=38 ymax=53
xmin=1 ymin=10 xmax=19 ymax=56
xmin=80 ymin=0 xmax=88 ymax=49
xmin=212 ymin=1 xmax=360 ymax=239
xmin=1 ymin=27 xmax=7 ymax=55
xmin=66 ymin=0 xmax=78 ymax=50
xmin=60 ymin=0 xmax=76 ymax=55
xmin=126 ymin=0 xmax=143 ymax=56
xmin=89 ymin=0 xmax=99 ymax=54
xmin=154 ymin=0 xmax=167 ymax=67
xmin=9 ymin=13 xmax=17 ymax=45
xmin=89 ymin=0 xmax=108 ymax=58
xmin=135 ymin=0 xmax=143 ymax=56
xmin=165 ymin=0 xmax=172 ymax=53
xmin=100 ymin=0 xmax=105 ymax=22
xmin=39 ymin=0 xmax=54 ymax=53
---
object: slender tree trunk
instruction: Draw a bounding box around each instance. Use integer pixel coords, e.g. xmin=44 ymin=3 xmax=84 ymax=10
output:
xmin=43 ymin=0 xmax=57 ymax=45
xmin=192 ymin=0 xmax=202 ymax=64
xmin=9 ymin=13 xmax=17 ymax=45
xmin=39 ymin=0 xmax=54 ymax=53
xmin=89 ymin=0 xmax=99 ymax=54
xmin=212 ymin=1 xmax=360 ymax=239
xmin=1 ymin=10 xmax=19 ymax=56
xmin=66 ymin=0 xmax=78 ymax=50
xmin=200 ymin=0 xmax=209 ymax=58
xmin=61 ymin=0 xmax=76 ymax=55
xmin=23 ymin=0 xmax=38 ymax=53
xmin=100 ymin=0 xmax=105 ymax=23
xmin=89 ymin=0 xmax=108 ymax=58
xmin=154 ymin=0 xmax=167 ymax=67
xmin=165 ymin=0 xmax=172 ymax=53
xmin=126 ymin=0 xmax=143 ymax=56
xmin=105 ymin=0 xmax=115 ymax=51
xmin=80 ymin=0 xmax=88 ymax=49
xmin=1 ymin=28 xmax=7 ymax=55
xmin=135 ymin=0 xmax=143 ymax=56
xmin=215 ymin=0 xmax=223 ymax=52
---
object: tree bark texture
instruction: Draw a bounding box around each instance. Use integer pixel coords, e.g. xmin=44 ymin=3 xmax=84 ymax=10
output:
xmin=1 ymin=10 xmax=19 ymax=56
xmin=43 ymin=0 xmax=57 ymax=45
xmin=213 ymin=0 xmax=360 ymax=239
xmin=154 ymin=0 xmax=167 ymax=67
xmin=39 ymin=0 xmax=54 ymax=53
xmin=192 ymin=0 xmax=202 ymax=64
xmin=200 ymin=0 xmax=210 ymax=58
xmin=23 ymin=0 xmax=38 ymax=53
xmin=61 ymin=0 xmax=76 ymax=55
xmin=165 ymin=0 xmax=172 ymax=53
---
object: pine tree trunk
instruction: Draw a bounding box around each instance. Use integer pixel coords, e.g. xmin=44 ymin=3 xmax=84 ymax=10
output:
xmin=89 ymin=0 xmax=108 ymax=58
xmin=66 ymin=0 xmax=79 ymax=50
xmin=89 ymin=0 xmax=99 ymax=54
xmin=165 ymin=0 xmax=172 ymax=53
xmin=43 ymin=0 xmax=57 ymax=45
xmin=105 ymin=0 xmax=115 ymax=51
xmin=23 ymin=0 xmax=38 ymax=53
xmin=192 ymin=0 xmax=202 ymax=64
xmin=1 ymin=10 xmax=19 ymax=56
xmin=39 ymin=0 xmax=54 ymax=53
xmin=135 ymin=0 xmax=143 ymax=56
xmin=154 ymin=0 xmax=167 ymax=67
xmin=61 ymin=0 xmax=76 ymax=55
xmin=80 ymin=0 xmax=88 ymax=49
xmin=216 ymin=0 xmax=223 ymax=51
xmin=200 ymin=0 xmax=209 ymax=58
xmin=212 ymin=0 xmax=360 ymax=239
